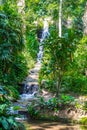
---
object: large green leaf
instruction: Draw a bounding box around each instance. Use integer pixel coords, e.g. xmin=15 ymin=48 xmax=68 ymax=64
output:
xmin=1 ymin=117 xmax=9 ymax=130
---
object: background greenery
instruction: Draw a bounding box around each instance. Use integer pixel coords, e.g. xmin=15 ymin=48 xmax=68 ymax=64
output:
xmin=0 ymin=0 xmax=87 ymax=128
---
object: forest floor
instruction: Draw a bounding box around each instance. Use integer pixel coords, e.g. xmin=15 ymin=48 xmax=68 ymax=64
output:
xmin=16 ymin=60 xmax=87 ymax=123
xmin=22 ymin=120 xmax=83 ymax=130
xmin=14 ymin=56 xmax=87 ymax=130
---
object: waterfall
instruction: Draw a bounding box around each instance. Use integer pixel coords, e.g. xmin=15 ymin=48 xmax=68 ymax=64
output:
xmin=37 ymin=19 xmax=49 ymax=63
xmin=41 ymin=19 xmax=49 ymax=42
xmin=10 ymin=19 xmax=49 ymax=119
xmin=19 ymin=19 xmax=49 ymax=101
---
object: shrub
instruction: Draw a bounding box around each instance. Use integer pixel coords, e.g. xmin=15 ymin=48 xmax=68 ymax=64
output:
xmin=0 ymin=86 xmax=25 ymax=130
xmin=27 ymin=105 xmax=40 ymax=119
xmin=62 ymin=71 xmax=87 ymax=94
xmin=79 ymin=117 xmax=87 ymax=125
xmin=83 ymin=101 xmax=87 ymax=111
xmin=0 ymin=2 xmax=30 ymax=87
xmin=4 ymin=85 xmax=19 ymax=100
xmin=27 ymin=95 xmax=75 ymax=119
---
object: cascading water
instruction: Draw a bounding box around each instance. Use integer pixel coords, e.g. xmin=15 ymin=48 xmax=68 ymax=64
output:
xmin=19 ymin=19 xmax=49 ymax=101
xmin=37 ymin=19 xmax=49 ymax=63
xmin=41 ymin=19 xmax=50 ymax=42
xmin=10 ymin=19 xmax=49 ymax=119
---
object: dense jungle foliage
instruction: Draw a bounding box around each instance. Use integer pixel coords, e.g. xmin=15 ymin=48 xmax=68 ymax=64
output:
xmin=0 ymin=0 xmax=87 ymax=129
xmin=0 ymin=0 xmax=39 ymax=98
xmin=39 ymin=0 xmax=87 ymax=95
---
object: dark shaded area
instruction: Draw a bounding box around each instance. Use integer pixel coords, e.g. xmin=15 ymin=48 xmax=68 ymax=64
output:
xmin=24 ymin=84 xmax=38 ymax=94
xmin=18 ymin=83 xmax=25 ymax=94
xmin=18 ymin=83 xmax=38 ymax=94
xmin=37 ymin=29 xmax=43 ymax=42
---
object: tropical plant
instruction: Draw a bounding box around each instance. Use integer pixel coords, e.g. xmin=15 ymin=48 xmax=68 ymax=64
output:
xmin=0 ymin=2 xmax=26 ymax=85
xmin=79 ymin=117 xmax=87 ymax=125
xmin=0 ymin=86 xmax=25 ymax=130
xmin=27 ymin=104 xmax=40 ymax=119
xmin=27 ymin=95 xmax=75 ymax=119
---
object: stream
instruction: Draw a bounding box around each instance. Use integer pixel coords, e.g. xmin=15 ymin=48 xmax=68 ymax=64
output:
xmin=10 ymin=19 xmax=49 ymax=119
xmin=11 ymin=19 xmax=87 ymax=130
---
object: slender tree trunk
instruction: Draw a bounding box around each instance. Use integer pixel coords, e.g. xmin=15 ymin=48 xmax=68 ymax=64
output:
xmin=17 ymin=0 xmax=26 ymax=43
xmin=82 ymin=2 xmax=87 ymax=35
xmin=56 ymin=69 xmax=62 ymax=96
xmin=59 ymin=0 xmax=62 ymax=37
xmin=56 ymin=0 xmax=63 ymax=96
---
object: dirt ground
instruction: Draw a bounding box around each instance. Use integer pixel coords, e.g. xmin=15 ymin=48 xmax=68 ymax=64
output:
xmin=23 ymin=120 xmax=82 ymax=130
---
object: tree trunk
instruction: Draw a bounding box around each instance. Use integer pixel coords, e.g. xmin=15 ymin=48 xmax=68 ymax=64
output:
xmin=56 ymin=70 xmax=62 ymax=96
xmin=56 ymin=0 xmax=63 ymax=96
xmin=17 ymin=0 xmax=26 ymax=43
xmin=59 ymin=0 xmax=62 ymax=37
xmin=82 ymin=2 xmax=87 ymax=35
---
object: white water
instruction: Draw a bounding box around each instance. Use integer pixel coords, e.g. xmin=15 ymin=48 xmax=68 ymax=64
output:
xmin=20 ymin=19 xmax=49 ymax=101
xmin=9 ymin=20 xmax=49 ymax=116
xmin=20 ymin=92 xmax=37 ymax=100
xmin=40 ymin=19 xmax=49 ymax=42
xmin=37 ymin=19 xmax=49 ymax=63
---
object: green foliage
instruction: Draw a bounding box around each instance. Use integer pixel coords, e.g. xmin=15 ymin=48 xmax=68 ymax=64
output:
xmin=60 ymin=36 xmax=87 ymax=95
xmin=0 ymin=3 xmax=27 ymax=86
xmin=25 ymin=1 xmax=39 ymax=69
xmin=27 ymin=95 xmax=75 ymax=119
xmin=79 ymin=117 xmax=87 ymax=125
xmin=62 ymin=71 xmax=87 ymax=94
xmin=4 ymin=85 xmax=19 ymax=100
xmin=38 ymin=97 xmax=59 ymax=110
xmin=39 ymin=26 xmax=77 ymax=94
xmin=62 ymin=36 xmax=87 ymax=94
xmin=75 ymin=36 xmax=87 ymax=71
xmin=83 ymin=101 xmax=87 ymax=111
xmin=0 ymin=0 xmax=87 ymax=126
xmin=60 ymin=94 xmax=75 ymax=105
xmin=27 ymin=104 xmax=40 ymax=119
xmin=0 ymin=86 xmax=9 ymax=116
xmin=26 ymin=25 xmax=39 ymax=62
xmin=0 ymin=116 xmax=25 ymax=130
xmin=80 ymin=125 xmax=87 ymax=130
xmin=39 ymin=0 xmax=87 ymax=95
xmin=0 ymin=0 xmax=39 ymax=100
xmin=0 ymin=86 xmax=25 ymax=130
